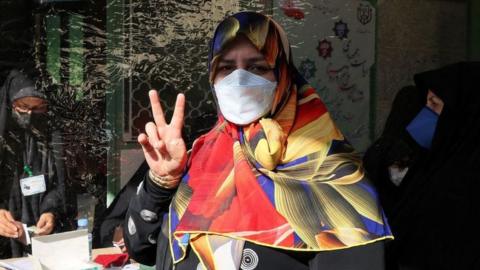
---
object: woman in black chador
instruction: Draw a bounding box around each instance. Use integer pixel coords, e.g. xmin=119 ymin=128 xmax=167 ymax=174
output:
xmin=366 ymin=62 xmax=480 ymax=269
xmin=0 ymin=70 xmax=68 ymax=258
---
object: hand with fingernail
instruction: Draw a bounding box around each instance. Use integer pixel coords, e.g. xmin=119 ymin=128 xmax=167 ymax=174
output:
xmin=35 ymin=212 xmax=55 ymax=236
xmin=0 ymin=209 xmax=22 ymax=239
xmin=138 ymin=90 xmax=187 ymax=188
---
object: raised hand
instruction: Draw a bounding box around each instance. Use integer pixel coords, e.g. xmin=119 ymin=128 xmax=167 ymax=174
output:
xmin=138 ymin=90 xmax=187 ymax=185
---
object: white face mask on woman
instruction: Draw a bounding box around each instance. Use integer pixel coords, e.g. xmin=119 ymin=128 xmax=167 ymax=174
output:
xmin=214 ymin=69 xmax=277 ymax=125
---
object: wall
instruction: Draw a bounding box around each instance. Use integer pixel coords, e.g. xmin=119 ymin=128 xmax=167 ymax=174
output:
xmin=375 ymin=0 xmax=467 ymax=136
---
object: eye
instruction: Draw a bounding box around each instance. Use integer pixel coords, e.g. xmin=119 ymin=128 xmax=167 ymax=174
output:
xmin=31 ymin=106 xmax=48 ymax=113
xmin=217 ymin=65 xmax=234 ymax=74
xmin=248 ymin=65 xmax=272 ymax=75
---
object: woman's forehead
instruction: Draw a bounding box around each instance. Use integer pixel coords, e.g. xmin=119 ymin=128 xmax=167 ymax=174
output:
xmin=219 ymin=36 xmax=265 ymax=61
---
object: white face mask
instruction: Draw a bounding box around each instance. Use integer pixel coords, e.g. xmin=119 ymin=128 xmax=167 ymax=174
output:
xmin=214 ymin=69 xmax=277 ymax=125
xmin=388 ymin=166 xmax=409 ymax=186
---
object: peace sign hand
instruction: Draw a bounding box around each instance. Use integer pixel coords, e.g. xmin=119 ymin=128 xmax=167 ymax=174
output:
xmin=138 ymin=90 xmax=187 ymax=188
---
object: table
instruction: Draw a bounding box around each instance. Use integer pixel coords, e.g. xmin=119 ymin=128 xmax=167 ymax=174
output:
xmin=0 ymin=247 xmax=125 ymax=270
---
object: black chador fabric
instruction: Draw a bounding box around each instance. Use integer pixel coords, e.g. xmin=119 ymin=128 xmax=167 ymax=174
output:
xmin=387 ymin=62 xmax=480 ymax=270
xmin=95 ymin=161 xmax=148 ymax=248
xmin=363 ymin=86 xmax=427 ymax=217
xmin=0 ymin=70 xmax=68 ymax=258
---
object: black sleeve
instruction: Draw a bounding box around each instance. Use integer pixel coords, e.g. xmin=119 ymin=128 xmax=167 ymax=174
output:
xmin=0 ymin=136 xmax=14 ymax=211
xmin=96 ymin=162 xmax=148 ymax=248
xmin=124 ymin=172 xmax=176 ymax=266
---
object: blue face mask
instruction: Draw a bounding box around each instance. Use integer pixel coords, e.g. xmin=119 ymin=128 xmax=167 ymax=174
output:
xmin=406 ymin=107 xmax=439 ymax=149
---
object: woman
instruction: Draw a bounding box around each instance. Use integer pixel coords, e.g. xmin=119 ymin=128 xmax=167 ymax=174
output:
xmin=0 ymin=69 xmax=68 ymax=258
xmin=363 ymin=80 xmax=446 ymax=269
xmin=363 ymin=85 xmax=442 ymax=217
xmin=385 ymin=62 xmax=480 ymax=270
xmin=125 ymin=12 xmax=392 ymax=270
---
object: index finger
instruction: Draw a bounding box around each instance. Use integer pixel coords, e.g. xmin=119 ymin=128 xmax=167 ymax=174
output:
xmin=0 ymin=224 xmax=18 ymax=237
xmin=149 ymin=90 xmax=167 ymax=126
xmin=0 ymin=219 xmax=18 ymax=233
xmin=36 ymin=226 xmax=48 ymax=235
xmin=4 ymin=211 xmax=16 ymax=223
xmin=36 ymin=221 xmax=52 ymax=234
xmin=170 ymin=93 xmax=185 ymax=130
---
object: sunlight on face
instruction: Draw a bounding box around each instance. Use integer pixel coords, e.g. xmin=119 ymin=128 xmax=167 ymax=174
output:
xmin=213 ymin=35 xmax=276 ymax=84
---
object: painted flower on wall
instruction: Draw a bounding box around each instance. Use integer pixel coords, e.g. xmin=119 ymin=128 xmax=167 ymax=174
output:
xmin=298 ymin=58 xmax=317 ymax=80
xmin=333 ymin=20 xmax=349 ymax=39
xmin=316 ymin=39 xmax=333 ymax=59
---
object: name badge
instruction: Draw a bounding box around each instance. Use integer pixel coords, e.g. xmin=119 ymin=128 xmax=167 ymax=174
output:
xmin=20 ymin=175 xmax=46 ymax=196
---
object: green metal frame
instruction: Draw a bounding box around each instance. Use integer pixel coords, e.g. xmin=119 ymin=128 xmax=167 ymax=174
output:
xmin=68 ymin=14 xmax=85 ymax=100
xmin=468 ymin=0 xmax=480 ymax=60
xmin=106 ymin=0 xmax=124 ymax=206
xmin=46 ymin=15 xmax=61 ymax=84
xmin=368 ymin=0 xmax=378 ymax=141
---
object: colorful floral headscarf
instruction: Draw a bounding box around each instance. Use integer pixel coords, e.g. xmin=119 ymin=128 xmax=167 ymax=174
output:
xmin=167 ymin=11 xmax=393 ymax=269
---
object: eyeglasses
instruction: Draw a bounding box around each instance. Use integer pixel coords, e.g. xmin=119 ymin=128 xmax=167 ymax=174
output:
xmin=12 ymin=104 xmax=48 ymax=114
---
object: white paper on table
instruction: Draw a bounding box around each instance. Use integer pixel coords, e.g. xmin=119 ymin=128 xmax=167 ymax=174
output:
xmin=21 ymin=224 xmax=31 ymax=245
xmin=31 ymin=229 xmax=93 ymax=270
xmin=0 ymin=255 xmax=42 ymax=270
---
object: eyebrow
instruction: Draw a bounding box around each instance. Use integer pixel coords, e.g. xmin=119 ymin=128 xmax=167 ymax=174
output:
xmin=218 ymin=56 xmax=268 ymax=65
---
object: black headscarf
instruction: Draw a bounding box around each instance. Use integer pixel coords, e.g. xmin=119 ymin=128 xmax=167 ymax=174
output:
xmin=387 ymin=62 xmax=480 ymax=269
xmin=0 ymin=70 xmax=68 ymax=258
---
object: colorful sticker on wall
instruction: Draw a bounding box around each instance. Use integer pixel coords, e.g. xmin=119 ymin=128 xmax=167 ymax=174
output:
xmin=281 ymin=0 xmax=305 ymax=20
xmin=298 ymin=58 xmax=317 ymax=80
xmin=333 ymin=20 xmax=349 ymax=39
xmin=316 ymin=39 xmax=333 ymax=59
xmin=357 ymin=2 xmax=373 ymax=25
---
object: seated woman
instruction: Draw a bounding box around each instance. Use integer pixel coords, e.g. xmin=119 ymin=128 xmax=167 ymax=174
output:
xmin=0 ymin=69 xmax=68 ymax=258
xmin=125 ymin=12 xmax=393 ymax=270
